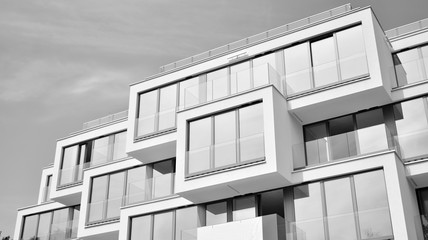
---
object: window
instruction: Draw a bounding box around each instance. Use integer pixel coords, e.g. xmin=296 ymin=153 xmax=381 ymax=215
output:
xmin=88 ymin=159 xmax=175 ymax=224
xmin=206 ymin=196 xmax=257 ymax=226
xmin=297 ymin=108 xmax=390 ymax=169
xmin=130 ymin=206 xmax=203 ymax=240
xmin=137 ymin=84 xmax=178 ymax=138
xmin=42 ymin=175 xmax=52 ymax=202
xmin=284 ymin=25 xmax=368 ymax=95
xmin=20 ymin=206 xmax=80 ymax=240
xmin=417 ymin=187 xmax=428 ymax=239
xmin=187 ymin=102 xmax=264 ymax=175
xmin=288 ymin=170 xmax=392 ymax=240
xmin=394 ymin=45 xmax=428 ymax=87
xmin=58 ymin=131 xmax=127 ymax=187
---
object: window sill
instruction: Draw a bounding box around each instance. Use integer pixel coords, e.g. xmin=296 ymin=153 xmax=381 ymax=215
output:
xmin=85 ymin=217 xmax=120 ymax=228
xmin=185 ymin=157 xmax=266 ymax=180
xmin=134 ymin=127 xmax=176 ymax=143
xmin=286 ymin=73 xmax=370 ymax=100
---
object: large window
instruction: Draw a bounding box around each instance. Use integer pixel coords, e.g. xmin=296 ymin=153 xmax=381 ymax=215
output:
xmin=136 ymin=84 xmax=178 ymax=138
xmin=295 ymin=108 xmax=391 ymax=169
xmin=288 ymin=170 xmax=392 ymax=240
xmin=284 ymin=25 xmax=368 ymax=95
xmin=20 ymin=206 xmax=80 ymax=240
xmin=417 ymin=187 xmax=428 ymax=239
xmin=88 ymin=159 xmax=175 ymax=224
xmin=187 ymin=102 xmax=264 ymax=175
xmin=42 ymin=175 xmax=52 ymax=202
xmin=394 ymin=45 xmax=428 ymax=87
xmin=58 ymin=131 xmax=127 ymax=187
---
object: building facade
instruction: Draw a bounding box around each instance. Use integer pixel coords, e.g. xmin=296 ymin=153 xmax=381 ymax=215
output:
xmin=14 ymin=4 xmax=428 ymax=240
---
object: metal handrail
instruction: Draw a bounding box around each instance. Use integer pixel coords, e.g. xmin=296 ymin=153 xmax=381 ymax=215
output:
xmin=386 ymin=18 xmax=428 ymax=38
xmin=82 ymin=110 xmax=128 ymax=130
xmin=159 ymin=4 xmax=352 ymax=73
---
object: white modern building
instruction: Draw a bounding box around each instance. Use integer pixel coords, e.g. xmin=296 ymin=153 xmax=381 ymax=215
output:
xmin=14 ymin=4 xmax=428 ymax=240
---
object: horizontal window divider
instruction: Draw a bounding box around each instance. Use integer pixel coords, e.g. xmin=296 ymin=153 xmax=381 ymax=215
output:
xmin=185 ymin=158 xmax=266 ymax=180
xmin=286 ymin=73 xmax=370 ymax=100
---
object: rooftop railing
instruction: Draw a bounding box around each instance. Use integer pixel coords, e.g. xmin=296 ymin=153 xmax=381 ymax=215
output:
xmin=159 ymin=4 xmax=352 ymax=73
xmin=82 ymin=110 xmax=128 ymax=130
xmin=386 ymin=18 xmax=428 ymax=38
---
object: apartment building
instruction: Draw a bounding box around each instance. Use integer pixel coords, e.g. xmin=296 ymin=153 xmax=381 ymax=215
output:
xmin=13 ymin=4 xmax=428 ymax=240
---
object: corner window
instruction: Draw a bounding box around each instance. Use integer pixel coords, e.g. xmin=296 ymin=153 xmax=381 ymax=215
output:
xmin=187 ymin=102 xmax=264 ymax=176
xmin=136 ymin=84 xmax=178 ymax=138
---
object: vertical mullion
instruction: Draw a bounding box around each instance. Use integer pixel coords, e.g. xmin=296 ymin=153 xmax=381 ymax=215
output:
xmin=211 ymin=116 xmax=215 ymax=170
xmin=250 ymin=60 xmax=255 ymax=89
xmin=33 ymin=214 xmax=40 ymax=240
xmin=103 ymin=175 xmax=110 ymax=220
xmin=320 ymin=182 xmax=330 ymax=240
xmin=308 ymin=41 xmax=315 ymax=89
xmin=47 ymin=211 xmax=54 ymax=240
xmin=236 ymin=110 xmax=240 ymax=164
xmin=350 ymin=176 xmax=362 ymax=240
xmin=155 ymin=89 xmax=161 ymax=132
xmin=108 ymin=135 xmax=115 ymax=162
xmin=353 ymin=114 xmax=361 ymax=156
xmin=333 ymin=33 xmax=342 ymax=82
xmin=419 ymin=48 xmax=428 ymax=80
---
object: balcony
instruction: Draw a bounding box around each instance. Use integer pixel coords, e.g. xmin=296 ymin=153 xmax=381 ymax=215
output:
xmin=293 ymin=125 xmax=399 ymax=169
xmin=136 ymin=108 xmax=177 ymax=139
xmin=123 ymin=173 xmax=175 ymax=205
xmin=179 ymin=214 xmax=285 ymax=240
xmin=58 ymin=162 xmax=90 ymax=188
xmin=393 ymin=47 xmax=428 ymax=88
xmin=180 ymin=63 xmax=283 ymax=110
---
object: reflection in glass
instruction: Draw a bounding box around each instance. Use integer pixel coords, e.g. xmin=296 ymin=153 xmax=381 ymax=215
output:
xmin=293 ymin=183 xmax=325 ymax=240
xmin=188 ymin=118 xmax=212 ymax=174
xmin=180 ymin=77 xmax=201 ymax=108
xmin=22 ymin=215 xmax=38 ymax=240
xmin=312 ymin=36 xmax=339 ymax=87
xmin=127 ymin=166 xmax=148 ymax=204
xmin=214 ymin=112 xmax=237 ymax=168
xmin=324 ymin=178 xmax=357 ymax=240
xmin=336 ymin=25 xmax=368 ymax=80
xmin=395 ymin=98 xmax=428 ymax=159
xmin=152 ymin=160 xmax=174 ymax=198
xmin=153 ymin=212 xmax=174 ymax=240
xmin=356 ymin=109 xmax=388 ymax=154
xmin=304 ymin=123 xmax=328 ymax=166
xmin=50 ymin=208 xmax=68 ymax=240
xmin=206 ymin=201 xmax=228 ymax=226
xmin=284 ymin=43 xmax=312 ymax=94
xmin=106 ymin=172 xmax=125 ymax=219
xmin=60 ymin=145 xmax=79 ymax=185
xmin=233 ymin=196 xmax=256 ymax=221
xmin=91 ymin=136 xmax=110 ymax=165
xmin=253 ymin=53 xmax=276 ymax=87
xmin=131 ymin=215 xmax=151 ymax=240
xmin=207 ymin=68 xmax=228 ymax=101
xmin=176 ymin=207 xmax=200 ymax=240
xmin=71 ymin=206 xmax=80 ymax=239
xmin=36 ymin=213 xmax=51 ymax=240
xmin=354 ymin=171 xmax=392 ymax=239
xmin=394 ymin=48 xmax=424 ymax=86
xmin=138 ymin=90 xmax=158 ymax=136
xmin=113 ymin=131 xmax=127 ymax=160
xmin=230 ymin=61 xmax=251 ymax=94
xmin=239 ymin=103 xmax=264 ymax=161
xmin=260 ymin=189 xmax=284 ymax=218
xmin=89 ymin=176 xmax=108 ymax=222
xmin=159 ymin=85 xmax=177 ymax=131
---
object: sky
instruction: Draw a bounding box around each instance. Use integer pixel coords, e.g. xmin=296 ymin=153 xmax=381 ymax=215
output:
xmin=1 ymin=0 xmax=428 ymax=237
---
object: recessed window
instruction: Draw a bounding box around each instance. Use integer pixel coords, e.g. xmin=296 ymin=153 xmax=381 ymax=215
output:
xmin=187 ymin=102 xmax=265 ymax=176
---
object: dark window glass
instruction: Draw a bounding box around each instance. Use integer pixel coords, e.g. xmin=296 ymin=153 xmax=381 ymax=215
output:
xmin=152 ymin=160 xmax=174 ymax=198
xmin=304 ymin=122 xmax=329 ymax=166
xmin=206 ymin=201 xmax=228 ymax=226
xmin=259 ymin=189 xmax=284 ymax=218
xmin=233 ymin=196 xmax=256 ymax=221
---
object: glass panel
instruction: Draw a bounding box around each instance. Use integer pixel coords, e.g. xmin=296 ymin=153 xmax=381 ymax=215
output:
xmin=76 ymin=144 xmax=87 ymax=181
xmin=422 ymin=46 xmax=428 ymax=80
xmin=152 ymin=160 xmax=174 ymax=198
xmin=259 ymin=189 xmax=284 ymax=218
xmin=207 ymin=68 xmax=228 ymax=101
xmin=395 ymin=98 xmax=428 ymax=159
xmin=113 ymin=131 xmax=127 ymax=160
xmin=356 ymin=109 xmax=388 ymax=154
xmin=284 ymin=43 xmax=312 ymax=94
xmin=159 ymin=85 xmax=177 ymax=131
xmin=324 ymin=178 xmax=357 ymax=240
xmin=126 ymin=166 xmax=148 ymax=204
xmin=312 ymin=36 xmax=339 ymax=87
xmin=131 ymin=215 xmax=152 ymax=240
xmin=394 ymin=48 xmax=424 ymax=86
xmin=106 ymin=172 xmax=125 ymax=219
xmin=336 ymin=25 xmax=368 ymax=80
xmin=418 ymin=188 xmax=428 ymax=239
xmin=230 ymin=61 xmax=251 ymax=94
xmin=50 ymin=208 xmax=69 ymax=240
xmin=253 ymin=53 xmax=276 ymax=87
xmin=304 ymin=123 xmax=328 ymax=166
xmin=36 ymin=213 xmax=51 ymax=240
xmin=214 ymin=112 xmax=237 ymax=168
xmin=138 ymin=90 xmax=158 ymax=136
xmin=22 ymin=215 xmax=38 ymax=240
xmin=89 ymin=176 xmax=108 ymax=222
xmin=153 ymin=211 xmax=174 ymax=240
xmin=176 ymin=207 xmax=200 ymax=240
xmin=233 ymin=196 xmax=256 ymax=221
xmin=206 ymin=201 xmax=227 ymax=226
xmin=91 ymin=136 xmax=110 ymax=165
xmin=188 ymin=118 xmax=212 ymax=174
xmin=60 ymin=145 xmax=79 ymax=185
xmin=71 ymin=206 xmax=80 ymax=239
xmin=293 ymin=183 xmax=325 ymax=240
xmin=239 ymin=103 xmax=264 ymax=161
xmin=180 ymin=77 xmax=201 ymax=108
xmin=354 ymin=170 xmax=392 ymax=239
xmin=329 ymin=115 xmax=357 ymax=160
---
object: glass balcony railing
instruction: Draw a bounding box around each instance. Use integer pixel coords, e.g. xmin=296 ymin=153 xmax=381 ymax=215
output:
xmin=31 ymin=220 xmax=78 ymax=240
xmin=123 ymin=173 xmax=175 ymax=206
xmin=187 ymin=133 xmax=265 ymax=175
xmin=82 ymin=110 xmax=128 ymax=130
xmin=293 ymin=125 xmax=399 ymax=169
xmin=136 ymin=107 xmax=177 ymax=138
xmin=394 ymin=57 xmax=428 ymax=87
xmin=181 ymin=63 xmax=282 ymax=110
xmin=58 ymin=162 xmax=91 ymax=187
xmin=87 ymin=197 xmax=122 ymax=224
xmin=386 ymin=18 xmax=428 ymax=38
xmin=286 ymin=207 xmax=393 ymax=240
